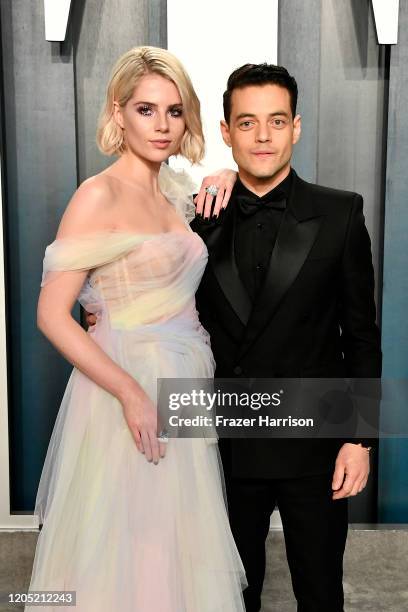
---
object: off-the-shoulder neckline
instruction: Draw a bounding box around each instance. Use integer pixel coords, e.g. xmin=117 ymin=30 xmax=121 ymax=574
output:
xmin=52 ymin=228 xmax=195 ymax=240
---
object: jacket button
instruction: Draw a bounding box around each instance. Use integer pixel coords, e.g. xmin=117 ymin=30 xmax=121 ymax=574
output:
xmin=233 ymin=365 xmax=243 ymax=375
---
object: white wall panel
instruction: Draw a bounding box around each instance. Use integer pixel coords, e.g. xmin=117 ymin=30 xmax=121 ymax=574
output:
xmin=167 ymin=0 xmax=278 ymax=183
xmin=372 ymin=0 xmax=399 ymax=44
xmin=44 ymin=0 xmax=72 ymax=41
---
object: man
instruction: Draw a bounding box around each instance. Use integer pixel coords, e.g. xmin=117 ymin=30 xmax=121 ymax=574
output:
xmin=191 ymin=63 xmax=382 ymax=612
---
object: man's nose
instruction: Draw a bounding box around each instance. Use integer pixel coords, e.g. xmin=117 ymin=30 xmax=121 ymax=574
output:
xmin=255 ymin=123 xmax=272 ymax=142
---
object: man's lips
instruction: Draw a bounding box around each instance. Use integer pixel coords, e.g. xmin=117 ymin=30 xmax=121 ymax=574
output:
xmin=252 ymin=151 xmax=275 ymax=156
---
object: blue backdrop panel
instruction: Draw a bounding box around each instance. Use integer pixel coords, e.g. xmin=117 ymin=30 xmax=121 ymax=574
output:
xmin=378 ymin=1 xmax=408 ymax=522
xmin=0 ymin=1 xmax=78 ymax=511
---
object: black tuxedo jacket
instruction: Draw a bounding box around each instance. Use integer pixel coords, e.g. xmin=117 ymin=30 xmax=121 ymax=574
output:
xmin=191 ymin=170 xmax=382 ymax=479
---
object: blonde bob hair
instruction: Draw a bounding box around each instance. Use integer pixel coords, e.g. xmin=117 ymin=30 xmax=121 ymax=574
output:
xmin=97 ymin=46 xmax=204 ymax=164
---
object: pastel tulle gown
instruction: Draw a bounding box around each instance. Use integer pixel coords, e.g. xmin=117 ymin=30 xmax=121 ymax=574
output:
xmin=25 ymin=164 xmax=246 ymax=612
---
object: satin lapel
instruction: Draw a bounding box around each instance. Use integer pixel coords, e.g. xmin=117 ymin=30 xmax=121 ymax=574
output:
xmin=238 ymin=174 xmax=324 ymax=358
xmin=207 ymin=206 xmax=252 ymax=326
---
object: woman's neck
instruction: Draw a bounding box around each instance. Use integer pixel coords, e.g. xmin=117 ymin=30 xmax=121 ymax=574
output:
xmin=109 ymin=153 xmax=163 ymax=197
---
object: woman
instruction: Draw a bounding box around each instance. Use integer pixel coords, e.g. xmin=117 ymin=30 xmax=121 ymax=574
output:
xmin=26 ymin=46 xmax=245 ymax=611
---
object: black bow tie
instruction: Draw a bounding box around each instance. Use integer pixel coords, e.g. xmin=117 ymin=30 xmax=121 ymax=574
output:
xmin=236 ymin=191 xmax=287 ymax=217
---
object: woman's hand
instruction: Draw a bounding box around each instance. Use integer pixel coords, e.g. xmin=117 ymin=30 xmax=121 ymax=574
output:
xmin=81 ymin=311 xmax=166 ymax=464
xmin=85 ymin=311 xmax=97 ymax=328
xmin=194 ymin=168 xmax=238 ymax=218
xmin=120 ymin=384 xmax=167 ymax=464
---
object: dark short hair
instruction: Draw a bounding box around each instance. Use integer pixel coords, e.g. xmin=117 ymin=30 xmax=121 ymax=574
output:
xmin=223 ymin=63 xmax=298 ymax=123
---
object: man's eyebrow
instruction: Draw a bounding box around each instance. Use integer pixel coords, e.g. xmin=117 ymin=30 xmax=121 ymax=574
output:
xmin=235 ymin=110 xmax=290 ymax=120
xmin=235 ymin=113 xmax=256 ymax=120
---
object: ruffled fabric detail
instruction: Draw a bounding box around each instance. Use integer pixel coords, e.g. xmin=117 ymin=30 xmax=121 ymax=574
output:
xmin=159 ymin=162 xmax=197 ymax=223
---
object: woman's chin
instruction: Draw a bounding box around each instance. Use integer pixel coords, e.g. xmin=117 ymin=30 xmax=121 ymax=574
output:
xmin=134 ymin=147 xmax=178 ymax=165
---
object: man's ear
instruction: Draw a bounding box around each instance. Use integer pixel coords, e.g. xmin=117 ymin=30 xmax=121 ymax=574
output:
xmin=220 ymin=120 xmax=232 ymax=147
xmin=113 ymin=101 xmax=124 ymax=130
xmin=292 ymin=114 xmax=301 ymax=145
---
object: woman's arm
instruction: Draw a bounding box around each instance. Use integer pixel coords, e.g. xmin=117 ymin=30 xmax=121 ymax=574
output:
xmin=38 ymin=179 xmax=165 ymax=464
xmin=38 ymin=269 xmax=136 ymax=407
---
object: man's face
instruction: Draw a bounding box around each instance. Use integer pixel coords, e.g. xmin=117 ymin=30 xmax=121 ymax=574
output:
xmin=220 ymin=84 xmax=301 ymax=182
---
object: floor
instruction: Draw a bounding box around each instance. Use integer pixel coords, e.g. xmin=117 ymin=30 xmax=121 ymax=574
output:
xmin=0 ymin=528 xmax=407 ymax=611
xmin=262 ymin=528 xmax=408 ymax=611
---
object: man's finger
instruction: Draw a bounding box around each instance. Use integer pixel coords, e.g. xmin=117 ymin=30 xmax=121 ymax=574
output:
xmin=332 ymin=463 xmax=345 ymax=491
xmin=351 ymin=476 xmax=365 ymax=497
xmin=358 ymin=477 xmax=368 ymax=493
xmin=333 ymin=471 xmax=359 ymax=499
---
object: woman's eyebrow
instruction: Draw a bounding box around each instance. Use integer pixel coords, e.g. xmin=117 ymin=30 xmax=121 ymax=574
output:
xmin=133 ymin=101 xmax=183 ymax=108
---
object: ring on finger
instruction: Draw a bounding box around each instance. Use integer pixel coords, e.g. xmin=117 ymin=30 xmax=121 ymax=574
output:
xmin=157 ymin=428 xmax=169 ymax=443
xmin=205 ymin=184 xmax=219 ymax=197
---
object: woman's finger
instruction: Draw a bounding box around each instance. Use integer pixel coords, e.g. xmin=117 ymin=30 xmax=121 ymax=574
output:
xmin=195 ymin=180 xmax=213 ymax=215
xmin=221 ymin=186 xmax=233 ymax=210
xmin=203 ymin=191 xmax=216 ymax=219
xmin=132 ymin=427 xmax=144 ymax=454
xmin=212 ymin=187 xmax=226 ymax=217
xmin=148 ymin=428 xmax=160 ymax=464
xmin=140 ymin=429 xmax=153 ymax=462
xmin=195 ymin=190 xmax=205 ymax=215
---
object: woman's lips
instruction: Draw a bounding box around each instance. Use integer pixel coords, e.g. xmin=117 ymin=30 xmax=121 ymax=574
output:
xmin=150 ymin=140 xmax=171 ymax=149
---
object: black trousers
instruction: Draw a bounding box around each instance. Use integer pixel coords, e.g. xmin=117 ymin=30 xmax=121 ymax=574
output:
xmin=225 ymin=472 xmax=348 ymax=612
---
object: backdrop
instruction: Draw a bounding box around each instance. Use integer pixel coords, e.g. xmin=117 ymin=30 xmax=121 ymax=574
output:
xmin=0 ymin=0 xmax=406 ymax=526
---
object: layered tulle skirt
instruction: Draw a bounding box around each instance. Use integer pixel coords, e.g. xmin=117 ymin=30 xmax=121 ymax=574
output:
xmin=26 ymin=310 xmax=246 ymax=611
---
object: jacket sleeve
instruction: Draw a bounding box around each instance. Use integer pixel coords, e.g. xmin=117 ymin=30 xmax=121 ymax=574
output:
xmin=339 ymin=194 xmax=382 ymax=445
xmin=339 ymin=193 xmax=382 ymax=376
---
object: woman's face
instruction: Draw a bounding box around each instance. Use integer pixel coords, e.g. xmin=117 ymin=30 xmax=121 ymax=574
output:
xmin=114 ymin=73 xmax=186 ymax=163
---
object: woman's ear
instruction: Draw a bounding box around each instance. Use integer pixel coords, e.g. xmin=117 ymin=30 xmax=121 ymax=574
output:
xmin=113 ymin=101 xmax=124 ymax=130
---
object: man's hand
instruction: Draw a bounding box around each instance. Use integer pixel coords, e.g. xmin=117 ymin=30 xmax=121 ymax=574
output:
xmin=194 ymin=168 xmax=237 ymax=218
xmin=332 ymin=443 xmax=370 ymax=500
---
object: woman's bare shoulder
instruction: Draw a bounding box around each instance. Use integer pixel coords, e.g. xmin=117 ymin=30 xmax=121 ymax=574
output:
xmin=56 ymin=174 xmax=118 ymax=238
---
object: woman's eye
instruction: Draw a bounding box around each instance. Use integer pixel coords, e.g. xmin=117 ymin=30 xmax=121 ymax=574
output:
xmin=137 ymin=105 xmax=153 ymax=116
xmin=170 ymin=108 xmax=183 ymax=117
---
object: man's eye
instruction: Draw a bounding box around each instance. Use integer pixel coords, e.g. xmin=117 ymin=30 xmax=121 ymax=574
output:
xmin=239 ymin=121 xmax=253 ymax=128
xmin=272 ymin=118 xmax=287 ymax=128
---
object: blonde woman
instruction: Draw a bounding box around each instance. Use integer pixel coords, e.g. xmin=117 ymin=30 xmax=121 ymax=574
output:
xmin=26 ymin=47 xmax=245 ymax=611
